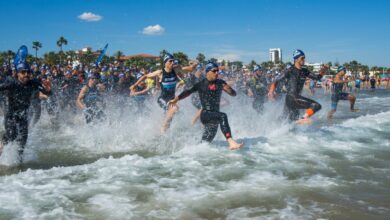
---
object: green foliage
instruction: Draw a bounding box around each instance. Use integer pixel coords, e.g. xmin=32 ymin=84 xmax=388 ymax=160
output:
xmin=260 ymin=61 xmax=275 ymax=69
xmin=79 ymin=50 xmax=96 ymax=65
xmin=32 ymin=41 xmax=42 ymax=61
xmin=43 ymin=51 xmax=60 ymax=65
xmin=172 ymin=51 xmax=189 ymax=66
xmin=248 ymin=60 xmax=257 ymax=71
xmin=196 ymin=53 xmax=206 ymax=64
xmin=230 ymin=61 xmax=243 ymax=69
xmin=208 ymin=58 xmax=218 ymax=64
xmin=114 ymin=51 xmax=124 ymax=61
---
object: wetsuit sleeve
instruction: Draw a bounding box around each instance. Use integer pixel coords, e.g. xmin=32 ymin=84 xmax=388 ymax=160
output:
xmin=178 ymin=82 xmax=199 ymax=100
xmin=35 ymin=80 xmax=52 ymax=96
xmin=307 ymin=69 xmax=324 ymax=81
xmin=0 ymin=78 xmax=14 ymax=91
xmin=274 ymin=69 xmax=289 ymax=84
xmin=221 ymin=80 xmax=236 ymax=96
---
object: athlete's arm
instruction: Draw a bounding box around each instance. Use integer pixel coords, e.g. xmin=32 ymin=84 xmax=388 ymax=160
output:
xmin=308 ymin=65 xmax=329 ymax=80
xmin=168 ymin=82 xmax=199 ymax=106
xmin=178 ymin=61 xmax=198 ymax=73
xmin=76 ymin=86 xmax=88 ymax=110
xmin=0 ymin=79 xmax=13 ymax=91
xmin=130 ymin=86 xmax=150 ymax=96
xmin=130 ymin=70 xmax=162 ymax=90
xmin=333 ymin=74 xmax=349 ymax=84
xmin=268 ymin=69 xmax=288 ymax=99
xmin=223 ymin=83 xmax=237 ymax=96
xmin=36 ymin=79 xmax=52 ymax=96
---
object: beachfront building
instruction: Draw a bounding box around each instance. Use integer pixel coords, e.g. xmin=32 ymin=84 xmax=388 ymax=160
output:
xmin=269 ymin=48 xmax=282 ymax=63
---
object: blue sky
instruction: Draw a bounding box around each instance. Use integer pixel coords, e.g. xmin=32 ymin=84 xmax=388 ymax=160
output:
xmin=0 ymin=0 xmax=389 ymax=66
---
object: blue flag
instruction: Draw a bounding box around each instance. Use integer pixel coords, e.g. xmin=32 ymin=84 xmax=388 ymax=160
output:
xmin=96 ymin=43 xmax=108 ymax=66
xmin=13 ymin=45 xmax=28 ymax=66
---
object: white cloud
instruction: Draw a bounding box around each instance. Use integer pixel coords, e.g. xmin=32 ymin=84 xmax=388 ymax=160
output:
xmin=210 ymin=48 xmax=268 ymax=62
xmin=78 ymin=12 xmax=103 ymax=22
xmin=142 ymin=24 xmax=165 ymax=35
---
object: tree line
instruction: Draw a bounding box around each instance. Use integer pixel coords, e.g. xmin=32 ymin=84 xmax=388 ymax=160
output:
xmin=0 ymin=37 xmax=388 ymax=75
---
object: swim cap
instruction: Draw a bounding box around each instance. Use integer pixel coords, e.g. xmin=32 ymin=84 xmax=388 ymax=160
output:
xmin=195 ymin=64 xmax=202 ymax=71
xmin=205 ymin=62 xmax=218 ymax=72
xmin=293 ymin=49 xmax=305 ymax=60
xmin=337 ymin=66 xmax=346 ymax=73
xmin=16 ymin=62 xmax=30 ymax=73
xmin=136 ymin=72 xmax=144 ymax=80
xmin=173 ymin=59 xmax=179 ymax=65
xmin=163 ymin=53 xmax=174 ymax=63
xmin=253 ymin=65 xmax=261 ymax=72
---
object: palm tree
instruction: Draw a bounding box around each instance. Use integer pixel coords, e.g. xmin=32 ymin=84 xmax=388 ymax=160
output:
xmin=114 ymin=51 xmax=124 ymax=62
xmin=32 ymin=41 xmax=42 ymax=62
xmin=6 ymin=50 xmax=15 ymax=66
xmin=57 ymin=36 xmax=68 ymax=65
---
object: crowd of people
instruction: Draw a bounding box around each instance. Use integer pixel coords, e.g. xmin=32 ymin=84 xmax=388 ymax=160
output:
xmin=0 ymin=48 xmax=388 ymax=162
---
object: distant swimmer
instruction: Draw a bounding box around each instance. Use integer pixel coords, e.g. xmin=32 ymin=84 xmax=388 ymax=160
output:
xmin=0 ymin=62 xmax=51 ymax=160
xmin=76 ymin=73 xmax=106 ymax=124
xmin=327 ymin=66 xmax=359 ymax=119
xmin=268 ymin=49 xmax=329 ymax=124
xmin=168 ymin=62 xmax=243 ymax=150
xmin=247 ymin=65 xmax=269 ymax=113
xmin=130 ymin=52 xmax=197 ymax=134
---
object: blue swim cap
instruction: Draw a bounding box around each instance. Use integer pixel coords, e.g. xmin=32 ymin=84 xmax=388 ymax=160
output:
xmin=205 ymin=62 xmax=218 ymax=72
xmin=337 ymin=66 xmax=346 ymax=73
xmin=196 ymin=64 xmax=202 ymax=71
xmin=173 ymin=59 xmax=179 ymax=65
xmin=293 ymin=49 xmax=305 ymax=60
xmin=16 ymin=62 xmax=30 ymax=73
xmin=136 ymin=73 xmax=143 ymax=80
xmin=163 ymin=53 xmax=174 ymax=63
xmin=253 ymin=65 xmax=261 ymax=72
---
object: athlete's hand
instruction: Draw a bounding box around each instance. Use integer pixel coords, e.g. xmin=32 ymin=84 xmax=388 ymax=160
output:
xmin=167 ymin=97 xmax=179 ymax=107
xmin=42 ymin=79 xmax=51 ymax=91
xmin=129 ymin=85 xmax=136 ymax=92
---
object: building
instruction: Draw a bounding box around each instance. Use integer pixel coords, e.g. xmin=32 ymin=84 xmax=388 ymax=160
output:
xmin=75 ymin=47 xmax=101 ymax=56
xmin=119 ymin=54 xmax=160 ymax=62
xmin=269 ymin=48 xmax=282 ymax=63
xmin=305 ymin=62 xmax=323 ymax=72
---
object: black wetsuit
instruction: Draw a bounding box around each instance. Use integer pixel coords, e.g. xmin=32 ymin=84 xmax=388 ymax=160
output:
xmin=178 ymin=79 xmax=236 ymax=142
xmin=0 ymin=78 xmax=50 ymax=156
xmin=185 ymin=72 xmax=204 ymax=109
xmin=83 ymin=85 xmax=106 ymax=123
xmin=274 ymin=66 xmax=323 ymax=120
xmin=61 ymin=76 xmax=79 ymax=112
xmin=331 ymin=79 xmax=350 ymax=110
xmin=158 ymin=69 xmax=178 ymax=110
xmin=28 ymin=90 xmax=42 ymax=126
xmin=370 ymin=78 xmax=376 ymax=89
xmin=248 ymin=73 xmax=268 ymax=113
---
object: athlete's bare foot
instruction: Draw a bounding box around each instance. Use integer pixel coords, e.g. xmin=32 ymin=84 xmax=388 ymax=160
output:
xmin=228 ymin=138 xmax=244 ymax=150
xmin=296 ymin=117 xmax=312 ymax=125
xmin=351 ymin=109 xmax=360 ymax=112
